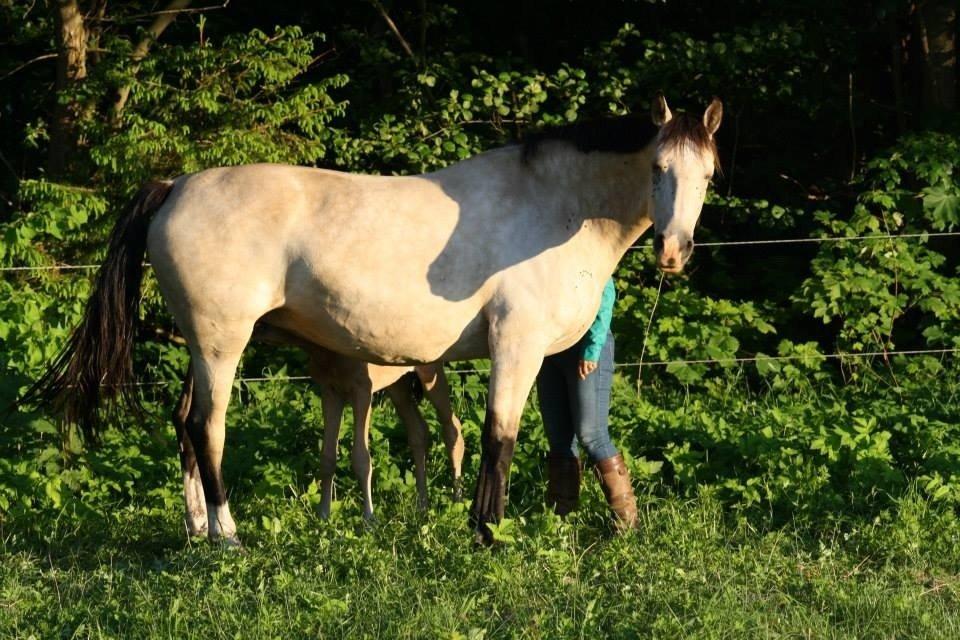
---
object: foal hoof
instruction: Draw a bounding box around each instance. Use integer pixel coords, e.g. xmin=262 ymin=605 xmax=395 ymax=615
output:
xmin=452 ymin=480 xmax=464 ymax=504
xmin=473 ymin=525 xmax=495 ymax=547
xmin=211 ymin=534 xmax=243 ymax=550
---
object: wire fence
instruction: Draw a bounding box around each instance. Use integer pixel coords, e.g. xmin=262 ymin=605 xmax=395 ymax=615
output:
xmin=5 ymin=228 xmax=959 ymax=387
xmin=2 ymin=230 xmax=960 ymax=274
xmin=114 ymin=346 xmax=959 ymax=389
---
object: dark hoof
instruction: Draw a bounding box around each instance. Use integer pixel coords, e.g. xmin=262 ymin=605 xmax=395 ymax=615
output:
xmin=473 ymin=525 xmax=495 ymax=547
xmin=452 ymin=480 xmax=464 ymax=503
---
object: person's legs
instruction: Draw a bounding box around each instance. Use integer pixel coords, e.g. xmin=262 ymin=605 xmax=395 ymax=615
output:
xmin=536 ymin=353 xmax=581 ymax=515
xmin=571 ymin=333 xmax=618 ymax=463
xmin=571 ymin=332 xmax=637 ymax=530
xmin=537 ymin=353 xmax=577 ymax=457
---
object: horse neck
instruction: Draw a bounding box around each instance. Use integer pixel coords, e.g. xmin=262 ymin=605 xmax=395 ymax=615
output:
xmin=534 ymin=143 xmax=654 ymax=265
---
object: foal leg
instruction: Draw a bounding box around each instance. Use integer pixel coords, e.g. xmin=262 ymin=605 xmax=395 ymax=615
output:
xmin=386 ymin=380 xmax=430 ymax=510
xmin=417 ymin=364 xmax=465 ymax=501
xmin=472 ymin=319 xmax=546 ymax=544
xmin=172 ymin=362 xmax=207 ymax=536
xmin=185 ymin=336 xmax=249 ymax=546
xmin=350 ymin=384 xmax=376 ymax=520
xmin=317 ymin=385 xmax=345 ymax=520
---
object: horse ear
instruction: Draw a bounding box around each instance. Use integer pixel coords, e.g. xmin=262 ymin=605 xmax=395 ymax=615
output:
xmin=651 ymin=92 xmax=672 ymax=126
xmin=703 ymin=97 xmax=723 ymax=136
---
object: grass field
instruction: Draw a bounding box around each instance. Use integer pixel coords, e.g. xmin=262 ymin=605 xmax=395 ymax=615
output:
xmin=3 ymin=368 xmax=960 ymax=638
xmin=3 ymin=489 xmax=960 ymax=638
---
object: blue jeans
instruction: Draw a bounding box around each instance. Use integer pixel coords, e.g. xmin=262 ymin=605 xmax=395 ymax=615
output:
xmin=536 ymin=330 xmax=618 ymax=464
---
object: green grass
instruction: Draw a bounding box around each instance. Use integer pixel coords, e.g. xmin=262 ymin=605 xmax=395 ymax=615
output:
xmin=3 ymin=367 xmax=960 ymax=639
xmin=3 ymin=484 xmax=960 ymax=638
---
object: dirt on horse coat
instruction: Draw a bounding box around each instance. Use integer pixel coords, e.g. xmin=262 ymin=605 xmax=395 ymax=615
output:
xmin=25 ymin=94 xmax=721 ymax=545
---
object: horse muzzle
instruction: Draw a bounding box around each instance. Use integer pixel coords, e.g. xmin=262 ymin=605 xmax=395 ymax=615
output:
xmin=654 ymin=233 xmax=693 ymax=274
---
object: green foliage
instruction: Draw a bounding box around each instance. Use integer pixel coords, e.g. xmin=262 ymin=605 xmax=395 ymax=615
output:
xmin=3 ymin=376 xmax=960 ymax=638
xmin=1 ymin=3 xmax=960 ymax=634
xmin=799 ymin=131 xmax=960 ymax=355
xmin=89 ymin=26 xmax=349 ymax=187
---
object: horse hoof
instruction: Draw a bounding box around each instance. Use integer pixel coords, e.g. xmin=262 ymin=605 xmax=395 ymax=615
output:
xmin=185 ymin=517 xmax=208 ymax=538
xmin=452 ymin=484 xmax=463 ymax=503
xmin=473 ymin=525 xmax=494 ymax=547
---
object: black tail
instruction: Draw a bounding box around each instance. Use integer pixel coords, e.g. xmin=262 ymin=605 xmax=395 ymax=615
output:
xmin=18 ymin=180 xmax=175 ymax=441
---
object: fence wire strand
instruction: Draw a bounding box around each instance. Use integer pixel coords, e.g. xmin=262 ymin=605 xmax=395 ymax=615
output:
xmin=6 ymin=227 xmax=959 ymax=387
xmin=3 ymin=230 xmax=960 ymax=273
xmin=120 ymin=347 xmax=958 ymax=388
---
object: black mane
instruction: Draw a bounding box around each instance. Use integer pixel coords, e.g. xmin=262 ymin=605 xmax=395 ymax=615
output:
xmin=520 ymin=112 xmax=716 ymax=167
xmin=521 ymin=115 xmax=659 ymax=161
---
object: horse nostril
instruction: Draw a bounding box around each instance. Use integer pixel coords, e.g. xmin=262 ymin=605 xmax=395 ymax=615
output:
xmin=686 ymin=240 xmax=694 ymax=251
xmin=654 ymin=233 xmax=665 ymax=252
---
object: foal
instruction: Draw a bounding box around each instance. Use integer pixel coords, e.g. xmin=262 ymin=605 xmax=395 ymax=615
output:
xmin=172 ymin=326 xmax=464 ymax=535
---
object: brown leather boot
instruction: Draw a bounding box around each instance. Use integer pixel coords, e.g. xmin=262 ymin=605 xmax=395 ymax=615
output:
xmin=546 ymin=453 xmax=581 ymax=516
xmin=593 ymin=453 xmax=638 ymax=531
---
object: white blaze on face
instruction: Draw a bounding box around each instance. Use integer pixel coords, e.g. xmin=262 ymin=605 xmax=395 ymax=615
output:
xmin=647 ymin=94 xmax=722 ymax=274
xmin=651 ymin=143 xmax=715 ymax=273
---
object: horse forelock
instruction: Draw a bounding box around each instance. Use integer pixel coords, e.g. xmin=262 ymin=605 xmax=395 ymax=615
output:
xmin=657 ymin=113 xmax=720 ymax=173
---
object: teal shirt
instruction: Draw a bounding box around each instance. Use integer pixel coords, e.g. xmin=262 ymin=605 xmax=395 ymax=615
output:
xmin=580 ymin=278 xmax=616 ymax=362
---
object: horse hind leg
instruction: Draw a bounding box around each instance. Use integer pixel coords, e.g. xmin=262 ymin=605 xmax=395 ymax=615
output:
xmin=184 ymin=330 xmax=252 ymax=546
xmin=387 ymin=378 xmax=430 ymax=510
xmin=417 ymin=364 xmax=465 ymax=502
xmin=317 ymin=385 xmax=345 ymax=520
xmin=172 ymin=362 xmax=207 ymax=537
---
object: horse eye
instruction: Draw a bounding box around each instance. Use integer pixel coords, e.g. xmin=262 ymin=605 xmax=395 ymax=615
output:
xmin=652 ymin=164 xmax=665 ymax=174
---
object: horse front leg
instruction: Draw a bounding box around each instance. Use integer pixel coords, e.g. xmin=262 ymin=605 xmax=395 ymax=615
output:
xmin=172 ymin=362 xmax=207 ymax=537
xmin=471 ymin=323 xmax=545 ymax=545
xmin=417 ymin=364 xmax=465 ymax=502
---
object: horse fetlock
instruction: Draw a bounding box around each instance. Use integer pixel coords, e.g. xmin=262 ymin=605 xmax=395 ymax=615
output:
xmin=317 ymin=455 xmax=337 ymax=479
xmin=185 ymin=501 xmax=208 ymax=537
xmin=206 ymin=501 xmax=237 ymax=542
xmin=416 ymin=489 xmax=430 ymax=511
xmin=470 ymin=456 xmax=509 ymax=546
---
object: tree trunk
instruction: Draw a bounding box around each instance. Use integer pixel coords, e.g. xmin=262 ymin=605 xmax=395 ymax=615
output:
xmin=918 ymin=0 xmax=956 ymax=112
xmin=111 ymin=0 xmax=193 ymax=122
xmin=48 ymin=0 xmax=87 ymax=178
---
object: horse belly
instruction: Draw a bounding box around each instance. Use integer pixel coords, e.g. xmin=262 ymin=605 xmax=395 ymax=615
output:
xmin=267 ymin=285 xmax=489 ymax=365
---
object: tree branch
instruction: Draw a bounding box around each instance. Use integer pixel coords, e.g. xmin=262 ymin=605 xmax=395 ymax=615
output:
xmin=369 ymin=0 xmax=418 ymax=65
xmin=100 ymin=1 xmax=230 ymax=22
xmin=111 ymin=0 xmax=193 ymax=122
xmin=0 ymin=53 xmax=59 ymax=81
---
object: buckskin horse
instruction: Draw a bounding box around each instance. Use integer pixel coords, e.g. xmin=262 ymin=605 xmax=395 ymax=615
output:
xmin=27 ymin=94 xmax=721 ymax=545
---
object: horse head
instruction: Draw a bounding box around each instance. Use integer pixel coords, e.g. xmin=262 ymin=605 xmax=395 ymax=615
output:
xmin=648 ymin=94 xmax=722 ymax=274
